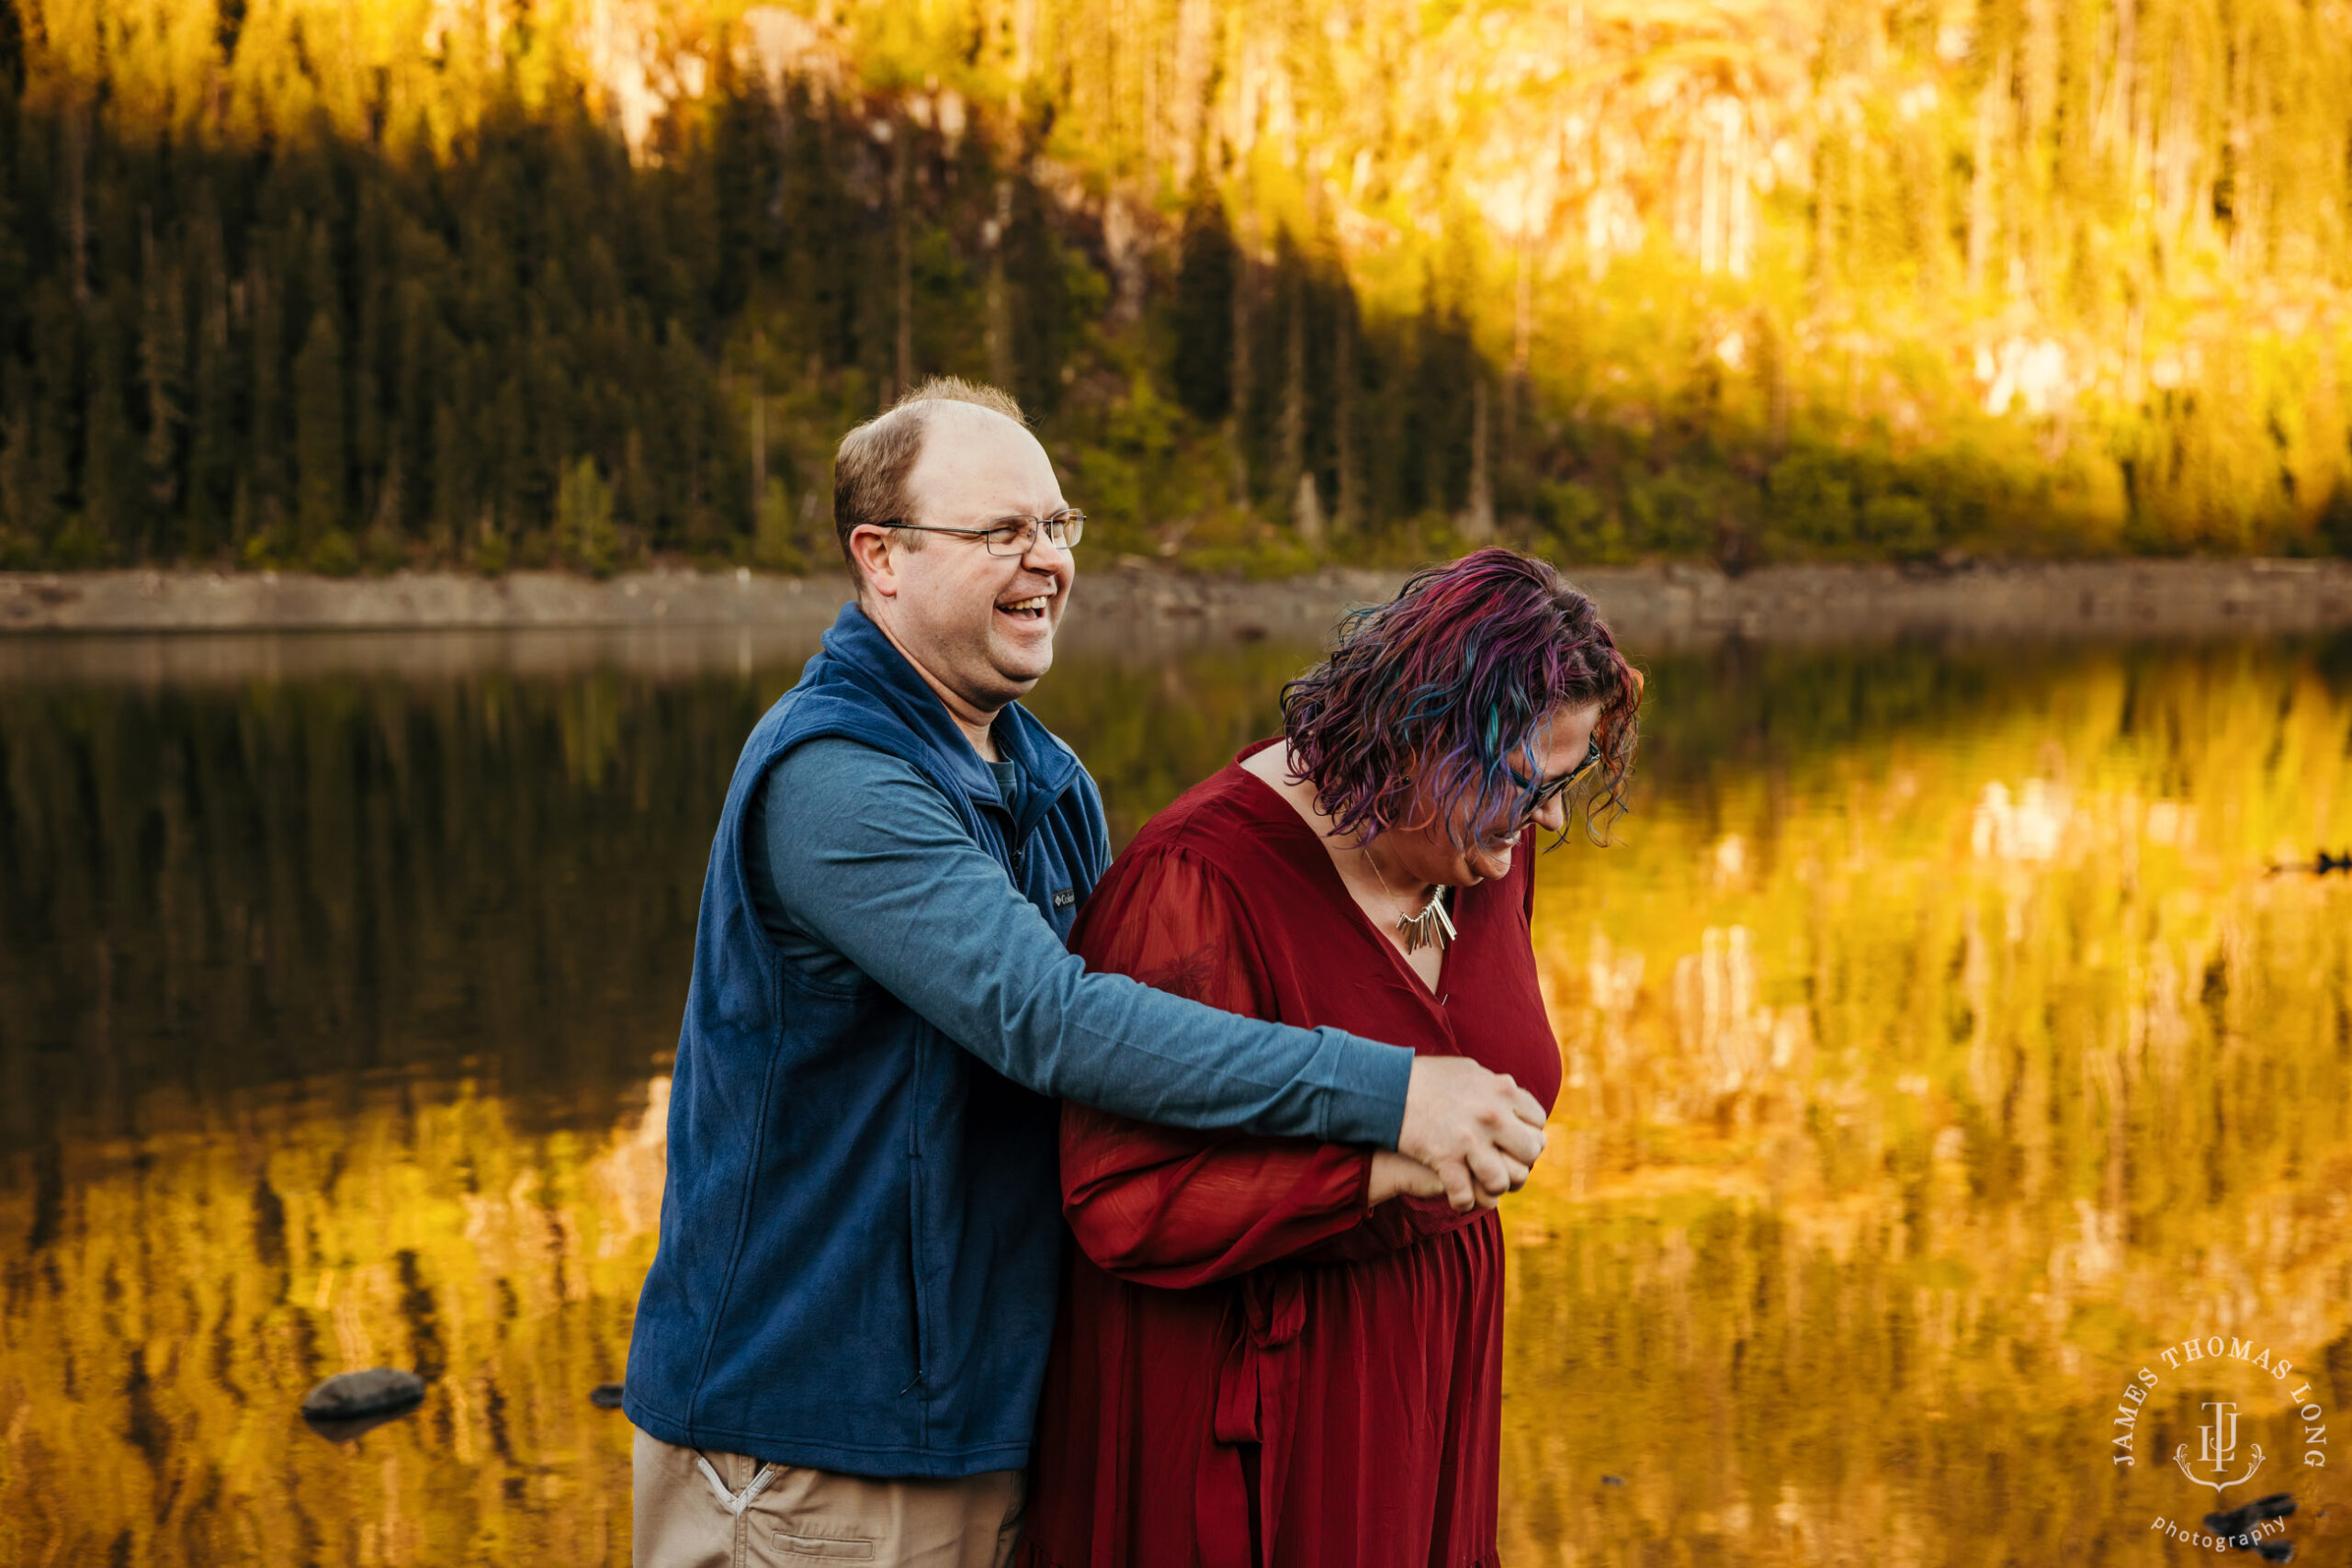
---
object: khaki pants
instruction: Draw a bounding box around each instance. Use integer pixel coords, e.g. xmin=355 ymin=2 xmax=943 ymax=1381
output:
xmin=632 ymin=1427 xmax=1024 ymax=1568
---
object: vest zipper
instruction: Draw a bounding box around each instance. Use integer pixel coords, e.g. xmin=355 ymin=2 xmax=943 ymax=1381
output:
xmin=999 ymin=805 xmax=1027 ymax=888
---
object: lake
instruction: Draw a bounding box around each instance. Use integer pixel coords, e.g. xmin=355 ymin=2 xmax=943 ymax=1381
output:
xmin=3 ymin=624 xmax=2348 ymax=1564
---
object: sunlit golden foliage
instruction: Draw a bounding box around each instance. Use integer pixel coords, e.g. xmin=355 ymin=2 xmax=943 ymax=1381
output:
xmin=3 ymin=0 xmax=2350 ymax=570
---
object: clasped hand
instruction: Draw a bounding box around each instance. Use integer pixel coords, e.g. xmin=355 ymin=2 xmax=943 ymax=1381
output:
xmin=1385 ymin=1056 xmax=1547 ymax=1212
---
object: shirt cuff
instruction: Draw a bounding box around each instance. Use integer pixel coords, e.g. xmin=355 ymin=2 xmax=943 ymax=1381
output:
xmin=1317 ymin=1031 xmax=1417 ymax=1148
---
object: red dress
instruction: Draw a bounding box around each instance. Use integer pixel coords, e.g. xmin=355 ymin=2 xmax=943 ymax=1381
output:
xmin=1016 ymin=745 xmax=1563 ymax=1568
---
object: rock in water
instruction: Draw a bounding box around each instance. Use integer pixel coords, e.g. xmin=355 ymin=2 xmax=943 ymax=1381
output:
xmin=590 ymin=1382 xmax=626 ymax=1409
xmin=302 ymin=1367 xmax=426 ymax=1418
xmin=2205 ymin=1493 xmax=2295 ymax=1539
xmin=300 ymin=1369 xmax=426 ymax=1440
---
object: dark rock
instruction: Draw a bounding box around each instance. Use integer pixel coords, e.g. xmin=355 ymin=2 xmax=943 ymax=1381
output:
xmin=300 ymin=1368 xmax=425 ymax=1441
xmin=302 ymin=1367 xmax=427 ymax=1418
xmin=1600 ymin=1474 xmax=1626 ymax=1487
xmin=2205 ymin=1493 xmax=2296 ymax=1558
xmin=303 ymin=1404 xmax=424 ymax=1443
xmin=590 ymin=1382 xmax=626 ymax=1410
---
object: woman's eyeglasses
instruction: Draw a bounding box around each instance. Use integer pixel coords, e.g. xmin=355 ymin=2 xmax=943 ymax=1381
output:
xmin=887 ymin=510 xmax=1086 ymax=556
xmin=1509 ymin=738 xmax=1603 ymax=813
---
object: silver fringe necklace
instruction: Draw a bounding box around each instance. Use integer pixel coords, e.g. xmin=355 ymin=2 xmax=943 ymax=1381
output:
xmin=1363 ymin=840 xmax=1455 ymax=954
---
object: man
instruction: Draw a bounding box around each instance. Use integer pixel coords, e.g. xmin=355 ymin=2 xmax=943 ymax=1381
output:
xmin=625 ymin=378 xmax=1547 ymax=1567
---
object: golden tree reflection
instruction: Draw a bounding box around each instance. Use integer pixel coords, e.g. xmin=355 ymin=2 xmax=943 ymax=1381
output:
xmin=3 ymin=636 xmax=2350 ymax=1563
xmin=0 ymin=1077 xmax=669 ymax=1565
xmin=1503 ymin=644 xmax=2352 ymax=1564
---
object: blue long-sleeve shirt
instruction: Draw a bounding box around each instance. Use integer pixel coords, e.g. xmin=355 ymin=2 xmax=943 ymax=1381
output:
xmin=745 ymin=735 xmax=1413 ymax=1145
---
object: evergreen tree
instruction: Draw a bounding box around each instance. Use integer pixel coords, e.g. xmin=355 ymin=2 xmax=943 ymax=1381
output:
xmin=11 ymin=281 xmax=77 ymax=552
xmin=293 ymin=306 xmax=346 ymax=556
xmin=139 ymin=226 xmax=187 ymax=524
xmin=244 ymin=251 xmax=288 ymax=555
xmin=1170 ymin=204 xmax=1237 ymax=423
xmin=182 ymin=206 xmax=235 ymax=557
xmin=80 ymin=291 xmax=140 ymax=561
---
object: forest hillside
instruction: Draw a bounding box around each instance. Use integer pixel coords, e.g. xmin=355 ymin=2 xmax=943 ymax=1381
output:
xmin=2 ymin=0 xmax=2349 ymax=576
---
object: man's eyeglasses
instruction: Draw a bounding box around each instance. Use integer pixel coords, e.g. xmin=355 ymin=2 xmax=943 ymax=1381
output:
xmin=887 ymin=510 xmax=1087 ymax=556
xmin=1509 ymin=738 xmax=1603 ymax=813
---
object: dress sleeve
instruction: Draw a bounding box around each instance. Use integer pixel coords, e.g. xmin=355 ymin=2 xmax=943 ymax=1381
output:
xmin=1060 ymin=843 xmax=1377 ymax=1289
xmin=1282 ymin=1192 xmax=1481 ymax=1262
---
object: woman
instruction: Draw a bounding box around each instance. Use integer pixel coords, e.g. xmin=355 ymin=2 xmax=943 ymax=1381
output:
xmin=1016 ymin=548 xmax=1642 ymax=1568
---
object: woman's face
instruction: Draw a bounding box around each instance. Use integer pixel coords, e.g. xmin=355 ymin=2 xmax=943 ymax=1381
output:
xmin=1382 ymin=701 xmax=1603 ymax=888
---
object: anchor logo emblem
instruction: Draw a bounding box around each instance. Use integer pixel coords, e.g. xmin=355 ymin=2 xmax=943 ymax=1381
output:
xmin=2174 ymin=1400 xmax=2266 ymax=1493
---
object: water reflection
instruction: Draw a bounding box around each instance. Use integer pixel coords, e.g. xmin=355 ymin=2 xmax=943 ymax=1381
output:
xmin=3 ymin=631 xmax=2349 ymax=1564
xmin=1505 ymin=637 xmax=2352 ymax=1565
xmin=1 ymin=1073 xmax=661 ymax=1562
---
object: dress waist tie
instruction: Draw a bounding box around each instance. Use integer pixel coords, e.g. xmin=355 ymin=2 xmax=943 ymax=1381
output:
xmin=1195 ymin=1270 xmax=1306 ymax=1568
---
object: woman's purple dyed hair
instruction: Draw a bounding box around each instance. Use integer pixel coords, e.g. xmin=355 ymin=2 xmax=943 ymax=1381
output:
xmin=1280 ymin=547 xmax=1642 ymax=851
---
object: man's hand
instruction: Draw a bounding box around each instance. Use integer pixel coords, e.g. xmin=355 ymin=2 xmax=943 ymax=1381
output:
xmin=1396 ymin=1056 xmax=1548 ymax=1213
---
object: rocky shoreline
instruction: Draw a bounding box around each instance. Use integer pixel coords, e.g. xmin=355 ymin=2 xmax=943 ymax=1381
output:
xmin=3 ymin=558 xmax=2350 ymax=650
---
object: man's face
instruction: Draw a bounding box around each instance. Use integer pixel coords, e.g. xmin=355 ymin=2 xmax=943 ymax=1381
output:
xmin=859 ymin=404 xmax=1075 ymax=716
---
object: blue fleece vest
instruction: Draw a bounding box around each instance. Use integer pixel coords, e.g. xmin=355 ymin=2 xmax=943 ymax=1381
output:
xmin=623 ymin=604 xmax=1108 ymax=1475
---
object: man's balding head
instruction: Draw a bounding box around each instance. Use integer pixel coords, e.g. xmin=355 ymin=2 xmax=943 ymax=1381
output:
xmin=830 ymin=376 xmax=1074 ymax=750
xmin=833 ymin=378 xmax=1033 ymax=582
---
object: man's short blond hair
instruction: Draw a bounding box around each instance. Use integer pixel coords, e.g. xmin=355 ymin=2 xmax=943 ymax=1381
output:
xmin=832 ymin=378 xmax=1029 ymax=581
